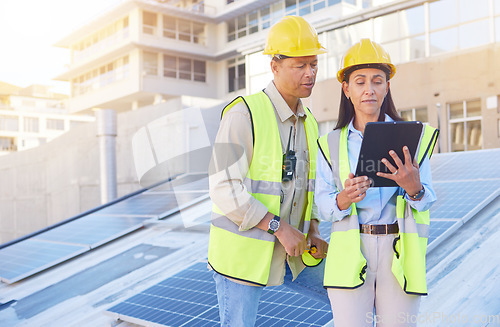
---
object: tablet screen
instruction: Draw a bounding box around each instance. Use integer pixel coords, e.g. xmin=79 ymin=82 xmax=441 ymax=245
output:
xmin=355 ymin=121 xmax=423 ymax=187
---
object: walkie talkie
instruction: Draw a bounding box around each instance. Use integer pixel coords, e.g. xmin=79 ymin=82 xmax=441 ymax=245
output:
xmin=282 ymin=126 xmax=297 ymax=182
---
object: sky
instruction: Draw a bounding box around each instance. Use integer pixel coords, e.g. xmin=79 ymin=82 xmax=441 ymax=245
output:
xmin=0 ymin=0 xmax=119 ymax=94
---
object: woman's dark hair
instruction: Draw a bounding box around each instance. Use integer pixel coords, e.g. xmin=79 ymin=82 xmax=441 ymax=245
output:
xmin=334 ymin=87 xmax=402 ymax=130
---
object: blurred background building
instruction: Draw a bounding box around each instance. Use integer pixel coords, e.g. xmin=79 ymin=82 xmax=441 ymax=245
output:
xmin=0 ymin=82 xmax=94 ymax=155
xmin=53 ymin=0 xmax=500 ymax=153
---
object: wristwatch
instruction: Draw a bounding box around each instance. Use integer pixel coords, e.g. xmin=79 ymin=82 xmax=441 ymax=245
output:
xmin=267 ymin=215 xmax=281 ymax=235
xmin=408 ymin=187 xmax=425 ymax=201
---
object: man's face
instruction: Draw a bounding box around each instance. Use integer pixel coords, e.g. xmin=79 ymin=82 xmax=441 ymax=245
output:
xmin=271 ymin=55 xmax=318 ymax=100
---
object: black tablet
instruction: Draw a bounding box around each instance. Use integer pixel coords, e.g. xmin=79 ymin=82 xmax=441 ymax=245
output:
xmin=355 ymin=121 xmax=423 ymax=187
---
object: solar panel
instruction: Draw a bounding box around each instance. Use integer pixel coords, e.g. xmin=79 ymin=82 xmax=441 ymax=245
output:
xmin=430 ymin=180 xmax=500 ymax=220
xmin=0 ymin=239 xmax=88 ymax=284
xmin=426 ymin=149 xmax=500 ymax=251
xmin=107 ymin=262 xmax=332 ymax=327
xmin=150 ymin=177 xmax=209 ymax=193
xmin=98 ymin=192 xmax=208 ymax=219
xmin=431 ymin=149 xmax=500 ymax=181
xmin=150 ymin=173 xmax=209 ymax=192
xmin=427 ymin=220 xmax=462 ymax=252
xmin=34 ymin=214 xmax=147 ymax=248
xmin=0 ymin=215 xmax=148 ymax=284
xmin=96 ymin=193 xmax=180 ymax=217
xmin=0 ymin=170 xmax=213 ymax=285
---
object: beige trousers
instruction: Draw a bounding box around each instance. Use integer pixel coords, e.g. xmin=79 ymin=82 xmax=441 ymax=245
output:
xmin=327 ymin=233 xmax=421 ymax=327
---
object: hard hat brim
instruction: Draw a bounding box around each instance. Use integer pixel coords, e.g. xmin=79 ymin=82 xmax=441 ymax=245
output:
xmin=337 ymin=63 xmax=396 ymax=83
xmin=263 ymin=47 xmax=327 ymax=57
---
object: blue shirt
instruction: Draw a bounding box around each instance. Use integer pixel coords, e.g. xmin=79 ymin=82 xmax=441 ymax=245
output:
xmin=314 ymin=116 xmax=436 ymax=225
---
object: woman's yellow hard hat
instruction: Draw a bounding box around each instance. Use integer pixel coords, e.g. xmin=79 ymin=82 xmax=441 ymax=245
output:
xmin=337 ymin=38 xmax=396 ymax=82
xmin=263 ymin=15 xmax=327 ymax=57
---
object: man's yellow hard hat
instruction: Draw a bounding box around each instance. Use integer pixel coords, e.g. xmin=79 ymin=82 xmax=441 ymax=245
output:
xmin=263 ymin=15 xmax=327 ymax=57
xmin=337 ymin=38 xmax=396 ymax=82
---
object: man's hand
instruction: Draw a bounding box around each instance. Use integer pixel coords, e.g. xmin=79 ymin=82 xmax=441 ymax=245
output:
xmin=256 ymin=212 xmax=307 ymax=257
xmin=275 ymin=220 xmax=307 ymax=257
xmin=306 ymin=219 xmax=328 ymax=259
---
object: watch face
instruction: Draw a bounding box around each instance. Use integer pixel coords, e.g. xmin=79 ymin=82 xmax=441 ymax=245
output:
xmin=269 ymin=219 xmax=280 ymax=231
xmin=416 ymin=189 xmax=425 ymax=199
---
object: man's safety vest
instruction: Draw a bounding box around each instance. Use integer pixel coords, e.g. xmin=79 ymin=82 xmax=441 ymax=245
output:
xmin=318 ymin=124 xmax=438 ymax=295
xmin=208 ymin=91 xmax=319 ymax=286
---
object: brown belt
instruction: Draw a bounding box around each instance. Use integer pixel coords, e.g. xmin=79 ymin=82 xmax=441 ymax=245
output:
xmin=359 ymin=223 xmax=399 ymax=235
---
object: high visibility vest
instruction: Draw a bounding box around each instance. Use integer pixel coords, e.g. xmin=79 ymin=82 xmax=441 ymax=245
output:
xmin=208 ymin=91 xmax=319 ymax=286
xmin=318 ymin=124 xmax=439 ymax=295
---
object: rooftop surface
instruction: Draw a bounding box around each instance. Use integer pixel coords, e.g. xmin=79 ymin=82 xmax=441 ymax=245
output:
xmin=1 ymin=148 xmax=500 ymax=327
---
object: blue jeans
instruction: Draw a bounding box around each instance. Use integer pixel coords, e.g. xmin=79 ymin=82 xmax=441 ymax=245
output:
xmin=213 ymin=260 xmax=327 ymax=327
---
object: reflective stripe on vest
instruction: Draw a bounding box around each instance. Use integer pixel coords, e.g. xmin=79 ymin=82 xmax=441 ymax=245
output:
xmin=320 ymin=124 xmax=438 ymax=294
xmin=208 ymin=91 xmax=319 ymax=285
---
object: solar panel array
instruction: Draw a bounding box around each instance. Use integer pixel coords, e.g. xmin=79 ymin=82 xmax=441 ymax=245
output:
xmin=0 ymin=173 xmax=209 ymax=284
xmin=107 ymin=262 xmax=332 ymax=327
xmin=0 ymin=214 xmax=146 ymax=284
xmin=427 ymin=149 xmax=500 ymax=252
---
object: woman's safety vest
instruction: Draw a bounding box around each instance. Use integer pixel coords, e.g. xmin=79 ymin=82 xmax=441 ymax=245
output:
xmin=318 ymin=124 xmax=438 ymax=295
xmin=208 ymin=91 xmax=319 ymax=286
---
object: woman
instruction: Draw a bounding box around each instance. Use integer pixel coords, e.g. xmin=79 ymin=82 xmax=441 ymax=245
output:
xmin=315 ymin=39 xmax=438 ymax=326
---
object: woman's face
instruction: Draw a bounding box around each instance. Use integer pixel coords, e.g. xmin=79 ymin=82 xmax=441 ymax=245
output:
xmin=342 ymin=67 xmax=389 ymax=120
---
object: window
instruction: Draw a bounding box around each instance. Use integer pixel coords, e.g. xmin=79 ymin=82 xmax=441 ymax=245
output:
xmin=228 ymin=57 xmax=245 ymax=92
xmin=163 ymin=55 xmax=206 ymax=82
xmin=0 ymin=115 xmax=19 ymax=131
xmin=24 ymin=117 xmax=40 ymax=133
xmin=313 ymin=0 xmax=326 ymax=11
xmin=227 ymin=20 xmax=236 ymax=42
xmin=72 ymin=16 xmax=129 ymax=62
xmin=163 ymin=16 xmax=206 ymax=44
xmin=164 ymin=17 xmax=176 ymax=39
xmin=248 ymin=10 xmax=258 ymax=34
xmin=430 ymin=0 xmax=458 ymax=30
xmin=46 ymin=119 xmax=65 ymax=131
xmin=178 ymin=19 xmax=191 ymax=42
xmin=193 ymin=60 xmax=206 ymax=82
xmin=0 ymin=137 xmax=16 ymax=151
xmin=164 ymin=55 xmax=177 ymax=78
xmin=192 ymin=22 xmax=205 ymax=44
xmin=179 ymin=58 xmax=192 ymax=80
xmin=261 ymin=5 xmax=271 ymax=30
xmin=143 ymin=11 xmax=157 ymax=34
xmin=237 ymin=15 xmax=247 ymax=38
xmin=399 ymin=107 xmax=428 ymax=123
xmin=72 ymin=56 xmax=129 ymax=96
xmin=143 ymin=52 xmax=158 ymax=76
xmin=116 ymin=56 xmax=129 ymax=80
xmin=299 ymin=0 xmax=311 ymax=16
xmin=448 ymin=99 xmax=482 ymax=152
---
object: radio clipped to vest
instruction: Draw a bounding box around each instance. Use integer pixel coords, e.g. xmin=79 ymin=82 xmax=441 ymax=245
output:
xmin=282 ymin=126 xmax=297 ymax=182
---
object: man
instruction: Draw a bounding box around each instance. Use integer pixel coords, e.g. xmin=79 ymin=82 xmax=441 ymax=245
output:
xmin=208 ymin=15 xmax=329 ymax=326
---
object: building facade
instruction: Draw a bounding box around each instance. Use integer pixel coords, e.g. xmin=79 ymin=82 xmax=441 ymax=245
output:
xmin=55 ymin=0 xmax=500 ymax=152
xmin=0 ymin=83 xmax=95 ymax=155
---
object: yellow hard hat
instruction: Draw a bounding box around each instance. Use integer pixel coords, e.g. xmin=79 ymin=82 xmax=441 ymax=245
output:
xmin=263 ymin=15 xmax=327 ymax=57
xmin=337 ymin=38 xmax=396 ymax=82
